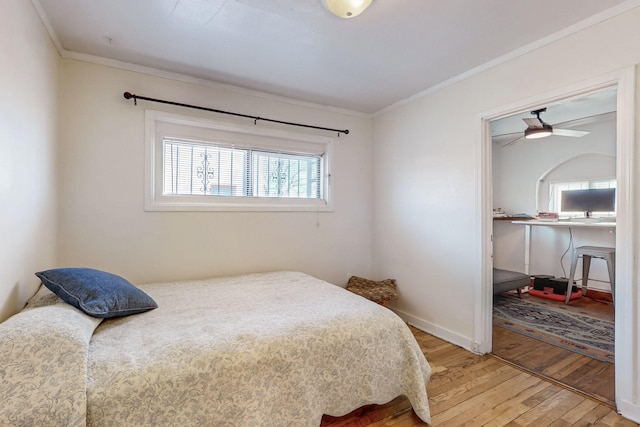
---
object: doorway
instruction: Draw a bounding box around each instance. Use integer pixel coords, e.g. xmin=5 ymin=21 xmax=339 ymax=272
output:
xmin=490 ymin=88 xmax=617 ymax=405
xmin=477 ymin=68 xmax=636 ymax=414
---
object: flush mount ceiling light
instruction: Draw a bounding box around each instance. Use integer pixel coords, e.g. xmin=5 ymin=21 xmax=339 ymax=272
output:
xmin=322 ymin=0 xmax=373 ymax=18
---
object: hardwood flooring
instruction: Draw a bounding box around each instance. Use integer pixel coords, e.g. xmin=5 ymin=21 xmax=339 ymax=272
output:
xmin=321 ymin=326 xmax=635 ymax=427
xmin=492 ymin=291 xmax=616 ymax=407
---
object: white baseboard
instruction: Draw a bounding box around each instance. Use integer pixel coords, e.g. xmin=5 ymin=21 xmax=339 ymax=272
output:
xmin=618 ymin=399 xmax=640 ymax=424
xmin=392 ymin=308 xmax=478 ymax=354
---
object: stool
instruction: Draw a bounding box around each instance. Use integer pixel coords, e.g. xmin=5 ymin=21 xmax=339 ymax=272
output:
xmin=566 ymin=246 xmax=615 ymax=304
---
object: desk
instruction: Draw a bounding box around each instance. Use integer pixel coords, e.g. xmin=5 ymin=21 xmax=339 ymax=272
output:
xmin=512 ymin=220 xmax=616 ymax=275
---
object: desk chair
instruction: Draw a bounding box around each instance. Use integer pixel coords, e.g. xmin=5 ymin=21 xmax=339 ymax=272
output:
xmin=566 ymin=246 xmax=615 ymax=304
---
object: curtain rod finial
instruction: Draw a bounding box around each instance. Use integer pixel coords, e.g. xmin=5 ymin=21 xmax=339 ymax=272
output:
xmin=123 ymin=92 xmax=134 ymax=99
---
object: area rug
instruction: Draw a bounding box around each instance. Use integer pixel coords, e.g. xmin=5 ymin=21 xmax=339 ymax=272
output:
xmin=493 ymin=294 xmax=614 ymax=363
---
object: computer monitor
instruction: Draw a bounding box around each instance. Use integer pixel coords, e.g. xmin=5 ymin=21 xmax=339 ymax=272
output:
xmin=561 ymin=188 xmax=616 ymax=218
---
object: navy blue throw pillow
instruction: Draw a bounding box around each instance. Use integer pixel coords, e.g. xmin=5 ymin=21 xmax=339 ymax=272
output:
xmin=35 ymin=268 xmax=158 ymax=318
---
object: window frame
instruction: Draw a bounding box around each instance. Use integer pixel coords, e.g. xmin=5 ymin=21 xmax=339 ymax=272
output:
xmin=145 ymin=110 xmax=333 ymax=212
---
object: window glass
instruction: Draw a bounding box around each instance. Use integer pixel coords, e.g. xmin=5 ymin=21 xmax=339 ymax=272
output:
xmin=251 ymin=150 xmax=321 ymax=198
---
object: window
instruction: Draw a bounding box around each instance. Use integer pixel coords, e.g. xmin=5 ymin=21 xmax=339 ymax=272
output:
xmin=145 ymin=110 xmax=333 ymax=211
xmin=163 ymin=140 xmax=321 ymax=198
xmin=549 ymin=179 xmax=616 ymax=217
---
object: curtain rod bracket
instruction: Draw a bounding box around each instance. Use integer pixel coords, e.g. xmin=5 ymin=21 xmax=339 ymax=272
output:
xmin=122 ymin=91 xmax=349 ymax=136
xmin=124 ymin=91 xmax=137 ymax=105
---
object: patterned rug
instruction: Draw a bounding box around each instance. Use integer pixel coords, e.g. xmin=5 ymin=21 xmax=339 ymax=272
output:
xmin=493 ymin=294 xmax=614 ymax=363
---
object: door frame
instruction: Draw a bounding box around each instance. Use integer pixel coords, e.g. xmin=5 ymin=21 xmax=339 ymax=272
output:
xmin=476 ymin=66 xmax=636 ymax=416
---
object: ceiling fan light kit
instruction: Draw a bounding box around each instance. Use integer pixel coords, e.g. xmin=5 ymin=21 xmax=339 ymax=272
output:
xmin=322 ymin=0 xmax=373 ymax=18
xmin=524 ymin=124 xmax=553 ymax=139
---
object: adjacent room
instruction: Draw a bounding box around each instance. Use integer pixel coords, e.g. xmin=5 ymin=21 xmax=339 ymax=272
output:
xmin=2 ymin=0 xmax=640 ymax=425
xmin=491 ymin=88 xmax=617 ymax=406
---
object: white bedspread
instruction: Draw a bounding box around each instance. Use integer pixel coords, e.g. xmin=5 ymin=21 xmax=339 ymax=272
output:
xmin=0 ymin=271 xmax=431 ymax=427
xmin=0 ymin=291 xmax=102 ymax=426
xmin=88 ymin=271 xmax=431 ymax=426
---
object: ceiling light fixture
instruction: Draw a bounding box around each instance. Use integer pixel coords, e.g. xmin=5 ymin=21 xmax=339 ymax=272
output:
xmin=322 ymin=0 xmax=373 ymax=18
xmin=524 ymin=124 xmax=553 ymax=139
xmin=523 ymin=108 xmax=554 ymax=139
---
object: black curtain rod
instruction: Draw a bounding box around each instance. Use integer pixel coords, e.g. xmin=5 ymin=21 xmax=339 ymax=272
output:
xmin=123 ymin=92 xmax=349 ymax=135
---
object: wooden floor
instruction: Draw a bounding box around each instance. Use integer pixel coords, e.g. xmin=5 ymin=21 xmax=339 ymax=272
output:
xmin=492 ymin=291 xmax=616 ymax=407
xmin=321 ymin=326 xmax=636 ymax=427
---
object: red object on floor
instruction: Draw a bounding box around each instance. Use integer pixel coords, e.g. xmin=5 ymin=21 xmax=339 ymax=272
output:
xmin=529 ymin=286 xmax=582 ymax=302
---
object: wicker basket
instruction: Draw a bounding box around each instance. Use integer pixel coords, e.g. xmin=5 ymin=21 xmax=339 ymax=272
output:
xmin=346 ymin=276 xmax=398 ymax=306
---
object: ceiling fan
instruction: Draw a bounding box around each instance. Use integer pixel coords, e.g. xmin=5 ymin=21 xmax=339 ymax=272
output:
xmin=498 ymin=108 xmax=593 ymax=147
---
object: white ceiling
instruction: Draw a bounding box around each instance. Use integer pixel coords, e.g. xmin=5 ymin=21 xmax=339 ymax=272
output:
xmin=34 ymin=0 xmax=635 ymax=114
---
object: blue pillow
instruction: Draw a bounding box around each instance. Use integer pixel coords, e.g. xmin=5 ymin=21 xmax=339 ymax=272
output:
xmin=35 ymin=268 xmax=158 ymax=318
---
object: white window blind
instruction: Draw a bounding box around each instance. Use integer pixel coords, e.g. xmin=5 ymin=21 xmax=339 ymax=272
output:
xmin=163 ymin=140 xmax=247 ymax=197
xmin=163 ymin=139 xmax=321 ymax=199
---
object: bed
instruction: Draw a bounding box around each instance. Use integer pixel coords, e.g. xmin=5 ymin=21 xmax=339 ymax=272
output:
xmin=0 ymin=270 xmax=431 ymax=426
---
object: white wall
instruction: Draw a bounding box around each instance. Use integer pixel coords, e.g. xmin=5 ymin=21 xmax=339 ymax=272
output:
xmin=372 ymin=6 xmax=640 ymax=419
xmin=0 ymin=0 xmax=59 ymax=322
xmin=57 ymin=60 xmax=374 ymax=287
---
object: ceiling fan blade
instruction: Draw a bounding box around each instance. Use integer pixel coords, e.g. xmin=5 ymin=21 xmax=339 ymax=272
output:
xmin=554 ymin=111 xmax=616 ymax=128
xmin=553 ymin=128 xmax=591 ymax=138
xmin=502 ymin=135 xmax=524 ymax=147
xmin=492 ymin=131 xmax=520 ymax=140
xmin=552 ymin=128 xmax=590 ymax=137
xmin=523 ymin=117 xmax=543 ymax=128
